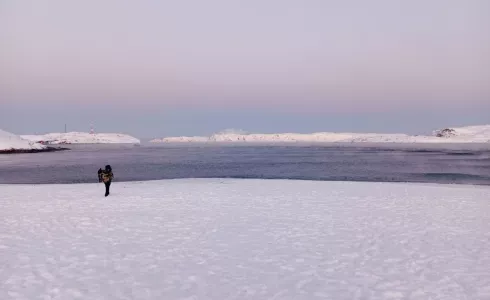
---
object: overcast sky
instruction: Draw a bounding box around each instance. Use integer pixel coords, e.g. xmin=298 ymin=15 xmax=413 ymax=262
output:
xmin=1 ymin=0 xmax=489 ymax=138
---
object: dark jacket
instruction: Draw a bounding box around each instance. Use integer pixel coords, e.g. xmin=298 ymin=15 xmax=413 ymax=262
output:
xmin=98 ymin=166 xmax=114 ymax=183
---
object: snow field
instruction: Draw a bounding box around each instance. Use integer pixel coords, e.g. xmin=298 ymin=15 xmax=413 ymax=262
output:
xmin=1 ymin=179 xmax=489 ymax=299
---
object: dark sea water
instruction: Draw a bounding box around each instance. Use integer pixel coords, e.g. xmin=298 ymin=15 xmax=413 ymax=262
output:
xmin=1 ymin=143 xmax=490 ymax=185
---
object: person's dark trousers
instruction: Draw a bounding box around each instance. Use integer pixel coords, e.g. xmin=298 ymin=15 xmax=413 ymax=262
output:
xmin=104 ymin=181 xmax=111 ymax=197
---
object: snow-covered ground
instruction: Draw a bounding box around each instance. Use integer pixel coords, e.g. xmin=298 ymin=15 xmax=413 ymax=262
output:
xmin=21 ymin=132 xmax=140 ymax=145
xmin=1 ymin=179 xmax=489 ymax=299
xmin=151 ymin=125 xmax=490 ymax=144
xmin=0 ymin=129 xmax=46 ymax=151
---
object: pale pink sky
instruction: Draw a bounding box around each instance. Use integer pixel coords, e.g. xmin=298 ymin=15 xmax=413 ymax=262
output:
xmin=1 ymin=0 xmax=489 ymax=136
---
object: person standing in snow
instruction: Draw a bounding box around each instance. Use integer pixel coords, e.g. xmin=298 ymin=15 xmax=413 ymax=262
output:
xmin=98 ymin=165 xmax=114 ymax=197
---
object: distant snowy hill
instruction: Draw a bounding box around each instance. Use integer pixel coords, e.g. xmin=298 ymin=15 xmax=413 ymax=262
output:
xmin=433 ymin=125 xmax=490 ymax=142
xmin=21 ymin=132 xmax=141 ymax=145
xmin=151 ymin=125 xmax=490 ymax=144
xmin=0 ymin=129 xmax=46 ymax=151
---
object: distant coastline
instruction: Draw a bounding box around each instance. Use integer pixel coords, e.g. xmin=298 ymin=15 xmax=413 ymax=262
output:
xmin=150 ymin=125 xmax=490 ymax=144
xmin=1 ymin=129 xmax=140 ymax=154
xmin=21 ymin=132 xmax=141 ymax=145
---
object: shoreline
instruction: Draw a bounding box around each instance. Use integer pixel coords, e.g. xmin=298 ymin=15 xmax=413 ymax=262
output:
xmin=2 ymin=176 xmax=490 ymax=187
xmin=0 ymin=147 xmax=70 ymax=154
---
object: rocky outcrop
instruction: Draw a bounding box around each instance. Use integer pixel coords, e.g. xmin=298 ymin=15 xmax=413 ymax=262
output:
xmin=434 ymin=128 xmax=456 ymax=138
xmin=0 ymin=147 xmax=69 ymax=154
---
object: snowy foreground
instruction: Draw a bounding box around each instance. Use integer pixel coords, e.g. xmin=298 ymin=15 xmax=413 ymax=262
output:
xmin=1 ymin=179 xmax=490 ymax=300
xmin=21 ymin=132 xmax=140 ymax=145
xmin=0 ymin=129 xmax=45 ymax=151
xmin=151 ymin=125 xmax=490 ymax=144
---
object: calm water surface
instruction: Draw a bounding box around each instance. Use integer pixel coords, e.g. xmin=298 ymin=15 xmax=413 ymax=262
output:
xmin=0 ymin=143 xmax=489 ymax=185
